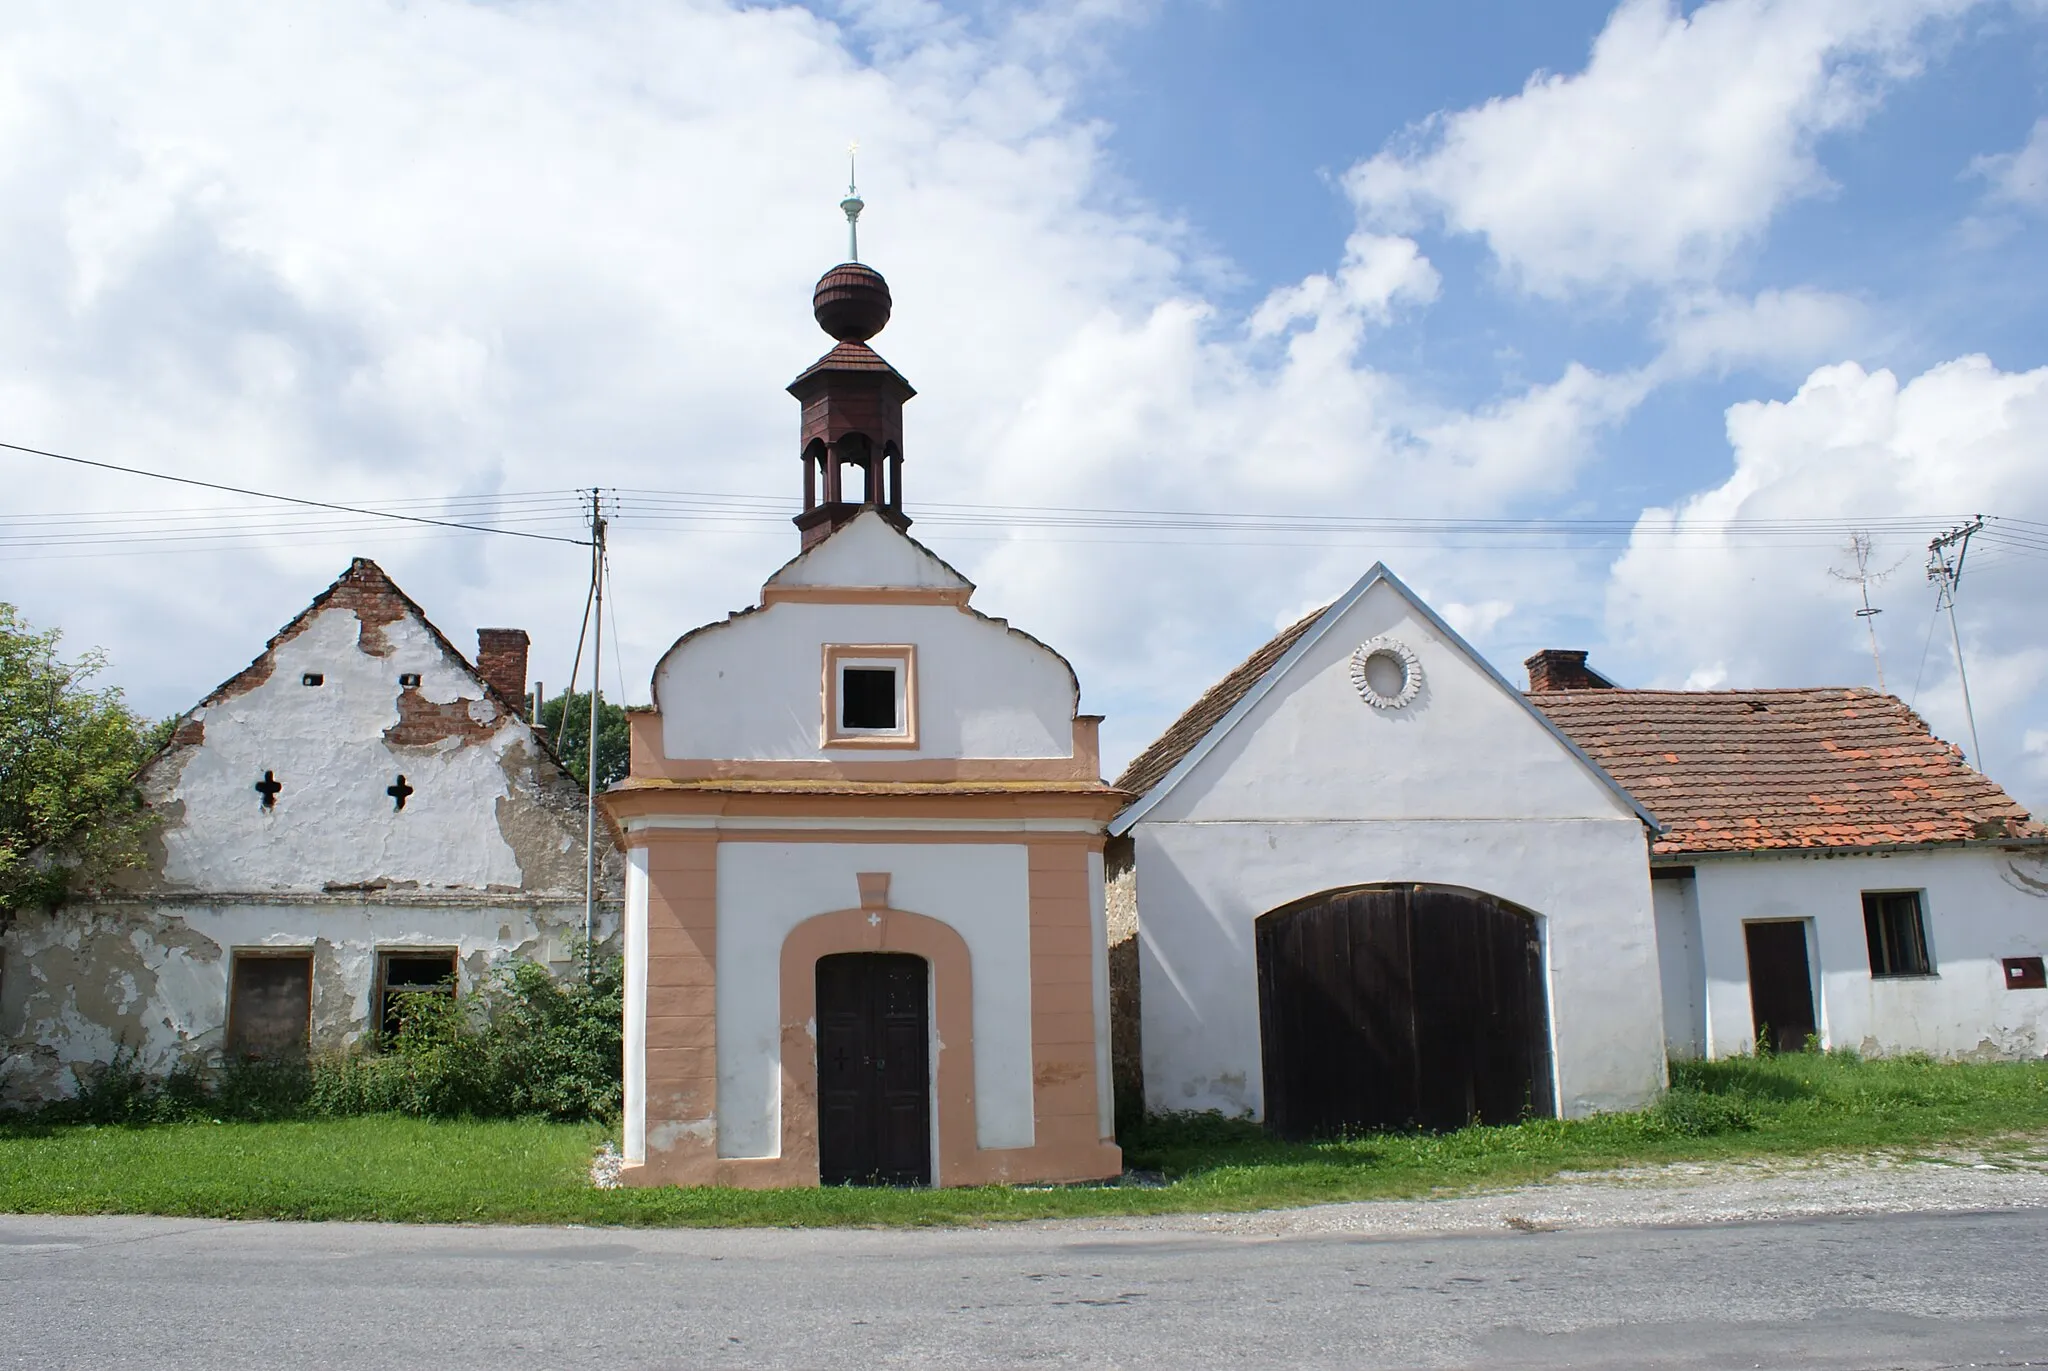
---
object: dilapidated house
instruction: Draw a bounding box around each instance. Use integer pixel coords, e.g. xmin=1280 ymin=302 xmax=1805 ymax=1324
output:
xmin=0 ymin=558 xmax=619 ymax=1101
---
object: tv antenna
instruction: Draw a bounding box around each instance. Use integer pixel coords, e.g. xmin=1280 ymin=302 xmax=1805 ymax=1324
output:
xmin=1828 ymin=532 xmax=1903 ymax=693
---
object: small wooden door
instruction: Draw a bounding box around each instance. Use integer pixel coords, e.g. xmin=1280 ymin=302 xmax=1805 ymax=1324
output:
xmin=1256 ymin=884 xmax=1553 ymax=1139
xmin=1744 ymin=921 xmax=1817 ymax=1052
xmin=815 ymin=953 xmax=932 ymax=1186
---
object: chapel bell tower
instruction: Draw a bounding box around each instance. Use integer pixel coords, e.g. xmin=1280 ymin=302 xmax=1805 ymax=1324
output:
xmin=791 ymin=167 xmax=916 ymax=549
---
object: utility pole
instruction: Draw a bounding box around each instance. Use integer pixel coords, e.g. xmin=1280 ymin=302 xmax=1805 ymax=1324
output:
xmin=584 ymin=488 xmax=607 ymax=968
xmin=1926 ymin=517 xmax=1985 ymax=768
xmin=1829 ymin=532 xmax=1897 ymax=693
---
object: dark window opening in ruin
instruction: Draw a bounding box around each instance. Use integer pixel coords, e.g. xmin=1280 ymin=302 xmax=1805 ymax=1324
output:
xmin=387 ymin=775 xmax=414 ymax=811
xmin=1864 ymin=890 xmax=1934 ymax=978
xmin=841 ymin=667 xmax=898 ymax=731
xmin=398 ymin=672 xmax=422 ymax=688
xmin=225 ymin=953 xmax=312 ymax=1060
xmin=301 ymin=673 xmax=324 ymax=687
xmin=255 ymin=770 xmax=283 ymax=810
xmin=377 ymin=951 xmax=458 ymax=1045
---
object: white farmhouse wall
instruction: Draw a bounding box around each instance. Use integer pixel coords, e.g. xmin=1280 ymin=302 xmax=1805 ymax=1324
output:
xmin=1653 ymin=876 xmax=1707 ymax=1059
xmin=0 ymin=899 xmax=605 ymax=1094
xmin=158 ymin=606 xmax=540 ymax=893
xmin=1132 ymin=576 xmax=1665 ymax=1120
xmin=656 ymin=600 xmax=1076 ymax=762
xmin=1690 ymin=847 xmax=2048 ymax=1059
xmin=714 ymin=842 xmax=1038 ymax=1157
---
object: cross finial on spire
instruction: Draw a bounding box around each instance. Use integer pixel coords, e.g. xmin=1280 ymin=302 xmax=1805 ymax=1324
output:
xmin=840 ymin=140 xmax=865 ymax=262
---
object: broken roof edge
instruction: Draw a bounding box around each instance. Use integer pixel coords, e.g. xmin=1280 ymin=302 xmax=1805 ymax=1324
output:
xmin=139 ymin=556 xmax=566 ymax=785
xmin=1108 ymin=562 xmax=1665 ymax=839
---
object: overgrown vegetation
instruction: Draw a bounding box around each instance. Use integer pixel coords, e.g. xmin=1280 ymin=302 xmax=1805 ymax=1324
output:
xmin=27 ymin=955 xmax=622 ymax=1127
xmin=0 ymin=603 xmax=159 ymax=914
xmin=4 ymin=1052 xmax=2045 ymax=1228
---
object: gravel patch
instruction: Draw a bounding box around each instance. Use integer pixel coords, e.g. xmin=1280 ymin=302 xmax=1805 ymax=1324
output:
xmin=1052 ymin=1137 xmax=2048 ymax=1241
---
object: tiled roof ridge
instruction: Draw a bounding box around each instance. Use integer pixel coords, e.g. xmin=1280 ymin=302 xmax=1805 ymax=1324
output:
xmin=1114 ymin=605 xmax=1329 ymax=801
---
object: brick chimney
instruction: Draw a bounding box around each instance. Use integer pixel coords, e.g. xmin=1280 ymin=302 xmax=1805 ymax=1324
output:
xmin=1524 ymin=649 xmax=1616 ymax=693
xmin=476 ymin=629 xmax=531 ymax=713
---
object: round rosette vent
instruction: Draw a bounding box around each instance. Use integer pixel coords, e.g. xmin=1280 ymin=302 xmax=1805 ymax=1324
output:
xmin=1349 ymin=637 xmax=1423 ymax=710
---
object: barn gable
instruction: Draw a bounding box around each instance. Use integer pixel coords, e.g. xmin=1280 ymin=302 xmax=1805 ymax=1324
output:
xmin=1113 ymin=564 xmax=1657 ymax=833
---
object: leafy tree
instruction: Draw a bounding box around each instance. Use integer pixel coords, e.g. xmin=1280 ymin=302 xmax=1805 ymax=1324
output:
xmin=539 ymin=689 xmax=629 ymax=790
xmin=0 ymin=604 xmax=157 ymax=914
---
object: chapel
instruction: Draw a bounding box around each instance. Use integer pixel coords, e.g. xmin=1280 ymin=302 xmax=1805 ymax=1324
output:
xmin=601 ymin=227 xmax=1123 ymax=1187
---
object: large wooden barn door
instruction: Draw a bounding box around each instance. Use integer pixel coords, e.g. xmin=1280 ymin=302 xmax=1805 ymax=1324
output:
xmin=1255 ymin=885 xmax=1554 ymax=1138
xmin=816 ymin=953 xmax=932 ymax=1186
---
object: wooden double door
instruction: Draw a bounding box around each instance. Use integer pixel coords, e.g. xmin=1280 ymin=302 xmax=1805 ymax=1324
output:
xmin=815 ymin=953 xmax=933 ymax=1186
xmin=1255 ymin=884 xmax=1555 ymax=1139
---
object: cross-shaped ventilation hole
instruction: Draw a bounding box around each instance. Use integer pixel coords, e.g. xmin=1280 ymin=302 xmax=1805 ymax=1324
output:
xmin=255 ymin=771 xmax=283 ymax=810
xmin=387 ymin=775 xmax=414 ymax=811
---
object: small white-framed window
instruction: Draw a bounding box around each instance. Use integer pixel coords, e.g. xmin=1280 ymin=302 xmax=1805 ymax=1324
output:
xmin=822 ymin=644 xmax=917 ymax=748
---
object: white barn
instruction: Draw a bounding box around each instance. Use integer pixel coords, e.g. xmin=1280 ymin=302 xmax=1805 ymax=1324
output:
xmin=1110 ymin=565 xmax=1669 ymax=1134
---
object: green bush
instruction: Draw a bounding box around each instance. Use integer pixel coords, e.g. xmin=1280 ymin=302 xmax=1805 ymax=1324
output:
xmin=29 ymin=954 xmax=622 ymax=1125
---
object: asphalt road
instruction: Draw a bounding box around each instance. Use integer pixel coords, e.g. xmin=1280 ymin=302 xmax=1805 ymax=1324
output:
xmin=4 ymin=1208 xmax=2046 ymax=1369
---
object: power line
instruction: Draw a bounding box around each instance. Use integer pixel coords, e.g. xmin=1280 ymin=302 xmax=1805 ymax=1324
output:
xmin=1 ymin=440 xmax=591 ymax=547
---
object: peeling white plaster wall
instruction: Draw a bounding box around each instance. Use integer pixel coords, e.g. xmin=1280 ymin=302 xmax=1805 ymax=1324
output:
xmin=161 ymin=607 xmax=534 ymax=893
xmin=0 ymin=899 xmax=607 ymax=1098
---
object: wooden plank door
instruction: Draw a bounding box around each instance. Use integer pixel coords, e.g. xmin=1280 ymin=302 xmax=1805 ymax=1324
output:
xmin=816 ymin=953 xmax=932 ymax=1186
xmin=1257 ymin=885 xmax=1553 ymax=1138
xmin=1744 ymin=921 xmax=1817 ymax=1052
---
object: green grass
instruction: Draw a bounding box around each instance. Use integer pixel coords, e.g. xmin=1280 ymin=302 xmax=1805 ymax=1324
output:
xmin=3 ymin=1053 xmax=2046 ymax=1227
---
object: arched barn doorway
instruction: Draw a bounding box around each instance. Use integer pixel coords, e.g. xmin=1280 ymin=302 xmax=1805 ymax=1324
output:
xmin=1255 ymin=884 xmax=1554 ymax=1138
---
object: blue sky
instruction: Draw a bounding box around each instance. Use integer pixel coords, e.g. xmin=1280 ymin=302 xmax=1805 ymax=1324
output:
xmin=2 ymin=0 xmax=2046 ymax=803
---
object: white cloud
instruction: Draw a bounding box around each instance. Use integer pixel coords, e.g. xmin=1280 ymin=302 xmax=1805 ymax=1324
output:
xmin=1972 ymin=116 xmax=2048 ymax=212
xmin=0 ymin=0 xmax=1626 ymax=781
xmin=1606 ymin=355 xmax=2048 ymax=794
xmin=1650 ymin=287 xmax=1871 ymax=381
xmin=1348 ymin=0 xmax=1975 ymax=297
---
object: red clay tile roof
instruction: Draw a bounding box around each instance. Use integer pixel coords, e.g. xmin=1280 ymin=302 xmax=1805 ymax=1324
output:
xmin=1114 ymin=606 xmax=1326 ymax=799
xmin=1530 ymin=688 xmax=2042 ymax=856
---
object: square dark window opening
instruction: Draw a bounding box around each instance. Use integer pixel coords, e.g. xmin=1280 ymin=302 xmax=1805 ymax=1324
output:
xmin=1863 ymin=890 xmax=1933 ymax=978
xmin=841 ymin=667 xmax=899 ymax=731
xmin=225 ymin=953 xmax=312 ymax=1061
xmin=301 ymin=673 xmax=324 ymax=687
xmin=398 ymin=672 xmax=421 ymax=688
xmin=377 ymin=951 xmax=457 ymax=1044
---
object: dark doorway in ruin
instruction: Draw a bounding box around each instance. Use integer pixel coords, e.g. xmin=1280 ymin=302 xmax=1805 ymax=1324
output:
xmin=1255 ymin=884 xmax=1554 ymax=1139
xmin=225 ymin=952 xmax=313 ymax=1060
xmin=815 ymin=952 xmax=932 ymax=1186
